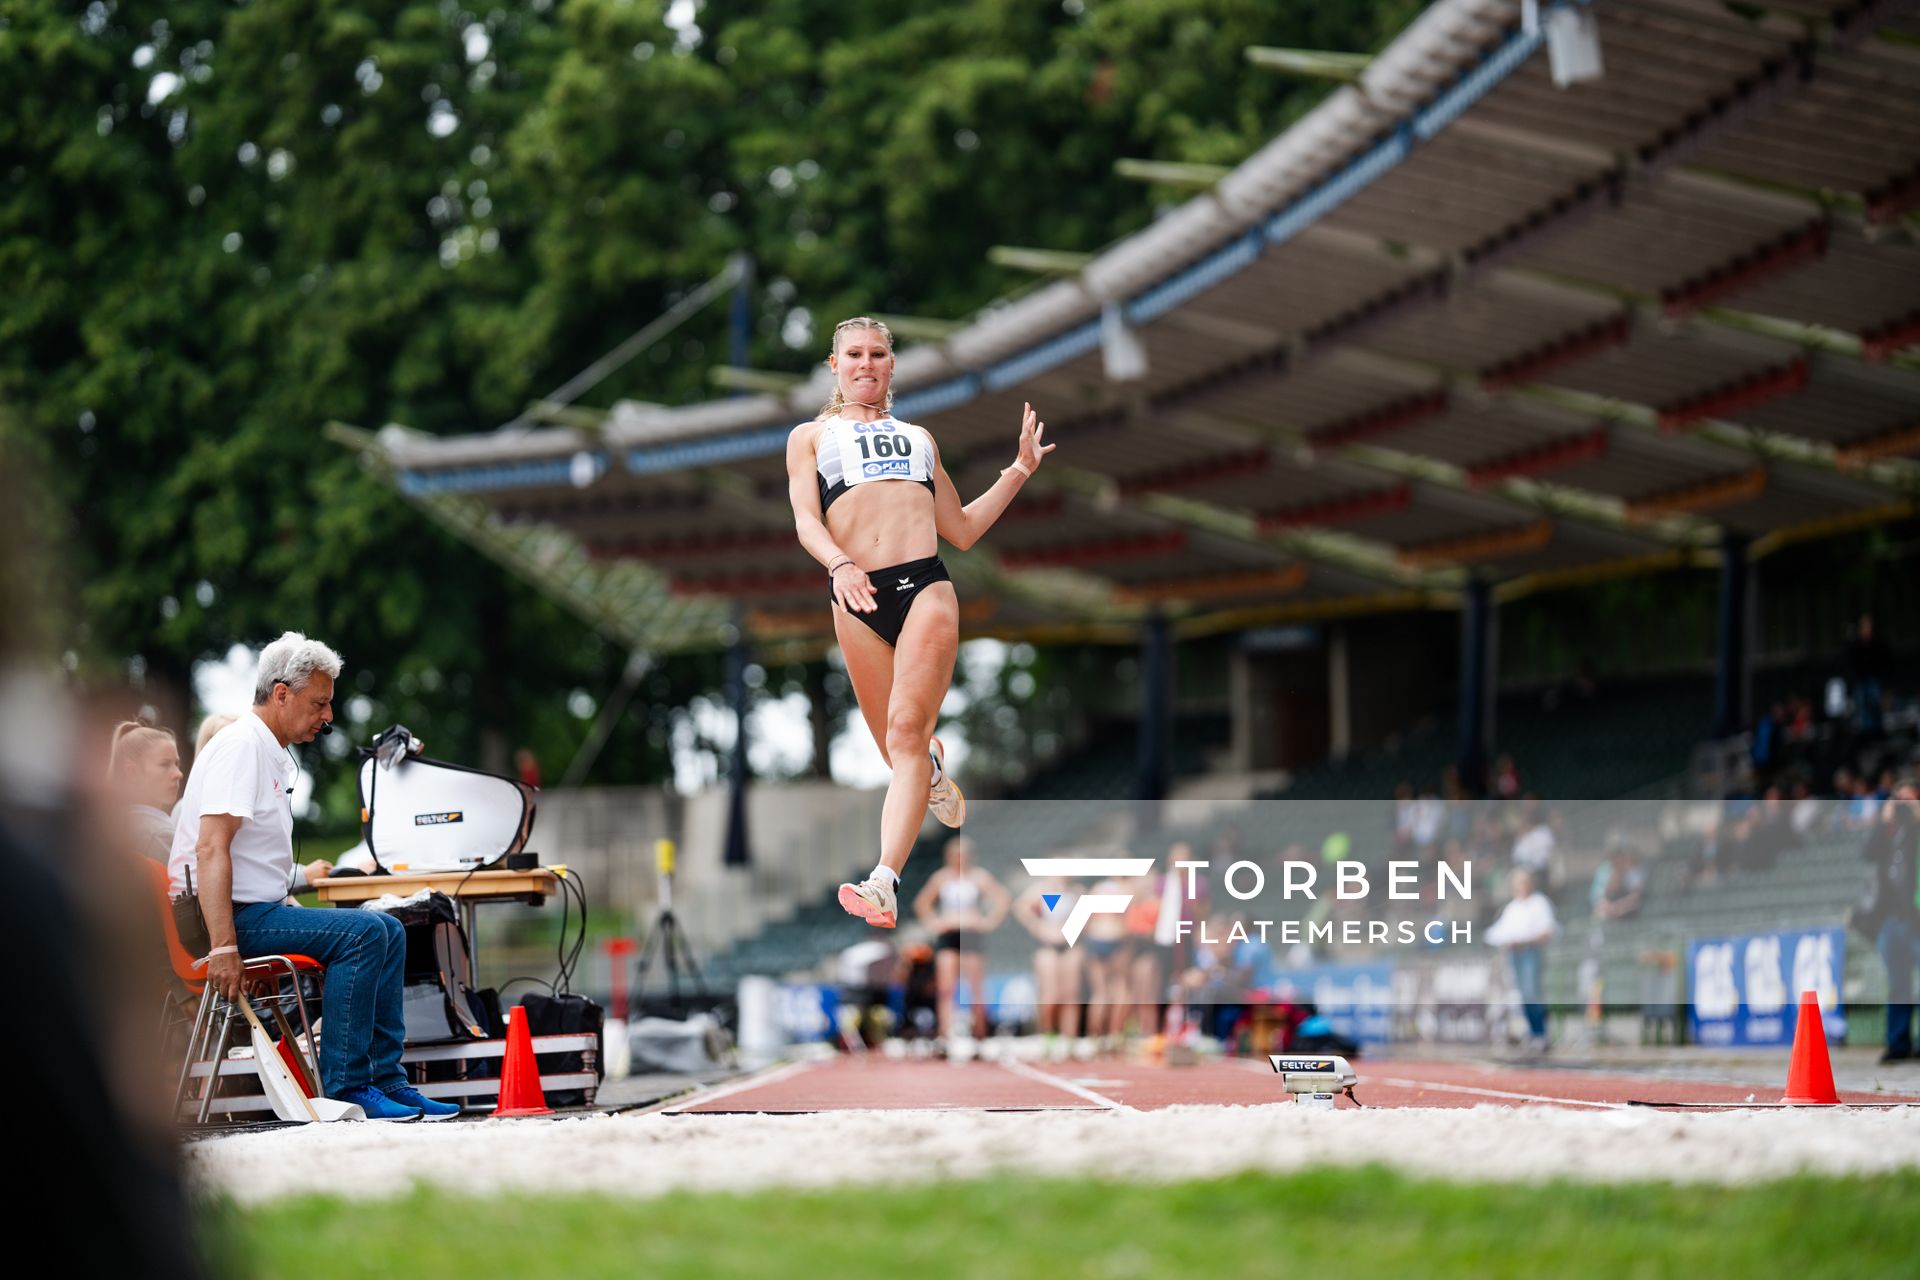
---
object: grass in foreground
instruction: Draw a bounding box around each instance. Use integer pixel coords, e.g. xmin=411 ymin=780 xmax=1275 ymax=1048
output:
xmin=209 ymin=1165 xmax=1920 ymax=1279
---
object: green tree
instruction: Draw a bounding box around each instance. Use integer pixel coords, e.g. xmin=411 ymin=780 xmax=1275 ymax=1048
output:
xmin=3 ymin=0 xmax=1421 ymax=828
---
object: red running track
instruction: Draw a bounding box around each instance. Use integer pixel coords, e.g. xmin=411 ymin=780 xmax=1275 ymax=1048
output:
xmin=661 ymin=1055 xmax=1920 ymax=1114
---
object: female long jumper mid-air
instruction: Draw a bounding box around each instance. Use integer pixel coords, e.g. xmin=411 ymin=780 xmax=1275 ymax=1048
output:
xmin=786 ymin=316 xmax=1055 ymax=928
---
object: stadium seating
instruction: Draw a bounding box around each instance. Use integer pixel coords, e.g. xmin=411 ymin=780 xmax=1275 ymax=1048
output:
xmin=1541 ymin=833 xmax=1882 ymax=1006
xmin=1272 ymin=677 xmax=1714 ymax=803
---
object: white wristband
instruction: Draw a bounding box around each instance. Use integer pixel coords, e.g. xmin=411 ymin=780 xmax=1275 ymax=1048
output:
xmin=1004 ymin=460 xmax=1032 ymax=478
xmin=206 ymin=945 xmax=239 ymax=959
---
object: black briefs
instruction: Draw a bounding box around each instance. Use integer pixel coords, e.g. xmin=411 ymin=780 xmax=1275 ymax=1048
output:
xmin=834 ymin=555 xmax=951 ymax=647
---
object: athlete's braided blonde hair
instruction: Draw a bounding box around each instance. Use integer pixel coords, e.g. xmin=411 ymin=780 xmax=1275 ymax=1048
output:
xmin=817 ymin=316 xmax=895 ymax=419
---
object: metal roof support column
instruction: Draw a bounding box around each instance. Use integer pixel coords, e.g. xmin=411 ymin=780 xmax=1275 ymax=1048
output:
xmin=728 ymin=253 xmax=755 ymax=393
xmin=1137 ymin=611 xmax=1174 ymax=821
xmin=1329 ymin=623 xmax=1353 ymax=764
xmin=806 ymin=660 xmax=834 ymax=781
xmin=1712 ymin=533 xmax=1754 ymax=741
xmin=1457 ymin=579 xmax=1495 ymax=796
xmin=724 ymin=617 xmax=753 ymax=867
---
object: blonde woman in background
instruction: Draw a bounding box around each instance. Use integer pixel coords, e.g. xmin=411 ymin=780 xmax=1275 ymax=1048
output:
xmin=108 ymin=722 xmax=182 ymax=863
xmin=193 ymin=712 xmax=237 ymax=758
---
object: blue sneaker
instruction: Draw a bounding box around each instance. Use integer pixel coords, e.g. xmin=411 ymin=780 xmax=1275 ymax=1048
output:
xmin=336 ymin=1084 xmax=423 ymax=1121
xmin=382 ymin=1084 xmax=462 ymax=1121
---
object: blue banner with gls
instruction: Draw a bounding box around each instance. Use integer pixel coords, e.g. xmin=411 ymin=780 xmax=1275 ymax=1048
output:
xmin=1688 ymin=927 xmax=1846 ymax=1047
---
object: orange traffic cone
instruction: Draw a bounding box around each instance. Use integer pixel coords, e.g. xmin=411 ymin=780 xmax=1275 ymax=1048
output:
xmin=491 ymin=1005 xmax=553 ymax=1117
xmin=1781 ymin=990 xmax=1840 ymax=1106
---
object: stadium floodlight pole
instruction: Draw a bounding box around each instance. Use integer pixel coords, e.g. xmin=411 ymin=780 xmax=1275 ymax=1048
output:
xmin=1114 ymin=159 xmax=1232 ymax=190
xmin=707 ymin=366 xmax=806 ymax=394
xmin=988 ymin=246 xmax=1096 ymax=275
xmin=728 ymin=251 xmax=754 ymax=392
xmin=1243 ymin=46 xmax=1372 ymax=84
xmin=503 ymin=255 xmax=748 ymax=430
xmin=520 ymin=400 xmax=613 ymax=431
xmin=871 ymin=313 xmax=965 ymax=342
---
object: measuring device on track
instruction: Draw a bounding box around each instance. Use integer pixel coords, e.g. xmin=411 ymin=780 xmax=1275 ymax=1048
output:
xmin=1268 ymin=1055 xmax=1362 ymax=1109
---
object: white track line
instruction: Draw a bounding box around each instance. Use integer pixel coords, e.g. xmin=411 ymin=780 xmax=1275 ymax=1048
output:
xmin=645 ymin=1058 xmax=822 ymax=1115
xmin=996 ymin=1055 xmax=1136 ymax=1112
xmin=1359 ymin=1074 xmax=1628 ymax=1113
xmin=1220 ymin=1056 xmax=1629 ymax=1110
xmin=1361 ymin=1075 xmax=1630 ymax=1110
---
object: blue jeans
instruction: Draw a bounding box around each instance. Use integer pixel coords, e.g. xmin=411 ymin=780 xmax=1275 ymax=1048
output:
xmin=233 ymin=901 xmax=407 ymax=1098
xmin=1880 ymin=917 xmax=1915 ymax=1057
xmin=1511 ymin=945 xmax=1548 ymax=1039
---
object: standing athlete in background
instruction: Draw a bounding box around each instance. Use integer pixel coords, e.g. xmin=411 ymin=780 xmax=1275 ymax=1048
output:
xmin=913 ymin=836 xmax=1011 ymax=1045
xmin=786 ymin=316 xmax=1054 ymax=927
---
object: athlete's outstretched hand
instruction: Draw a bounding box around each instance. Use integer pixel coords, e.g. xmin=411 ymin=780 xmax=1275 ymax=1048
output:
xmin=832 ymin=560 xmax=877 ymax=613
xmin=1015 ymin=402 xmax=1056 ymax=474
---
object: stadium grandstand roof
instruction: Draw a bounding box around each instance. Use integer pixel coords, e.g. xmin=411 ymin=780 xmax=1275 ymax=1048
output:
xmin=336 ymin=0 xmax=1920 ymax=657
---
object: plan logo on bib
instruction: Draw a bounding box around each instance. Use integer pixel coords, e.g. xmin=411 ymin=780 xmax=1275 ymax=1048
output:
xmin=1019 ymin=857 xmax=1155 ymax=945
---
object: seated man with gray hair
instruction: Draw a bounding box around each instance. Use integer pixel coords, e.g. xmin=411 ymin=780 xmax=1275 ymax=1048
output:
xmin=168 ymin=631 xmax=457 ymax=1121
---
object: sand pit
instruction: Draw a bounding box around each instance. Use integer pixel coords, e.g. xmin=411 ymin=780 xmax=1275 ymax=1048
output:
xmin=188 ymin=1103 xmax=1920 ymax=1205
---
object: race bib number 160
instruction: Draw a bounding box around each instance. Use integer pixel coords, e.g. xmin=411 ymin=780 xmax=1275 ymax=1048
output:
xmin=835 ymin=420 xmax=929 ymax=486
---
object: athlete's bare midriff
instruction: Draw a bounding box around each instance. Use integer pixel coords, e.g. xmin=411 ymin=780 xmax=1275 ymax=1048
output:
xmin=808 ymin=423 xmax=940 ymax=567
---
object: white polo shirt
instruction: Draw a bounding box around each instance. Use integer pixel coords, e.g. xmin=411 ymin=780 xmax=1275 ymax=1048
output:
xmin=1484 ymin=891 xmax=1558 ymax=948
xmin=168 ymin=711 xmax=298 ymax=904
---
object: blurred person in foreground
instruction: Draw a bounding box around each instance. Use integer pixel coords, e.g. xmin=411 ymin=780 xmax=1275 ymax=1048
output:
xmin=0 ymin=460 xmax=204 ymax=1276
xmin=1485 ymin=867 xmax=1558 ymax=1054
xmin=167 ymin=631 xmax=457 ymax=1120
xmin=110 ymin=721 xmax=183 ymax=863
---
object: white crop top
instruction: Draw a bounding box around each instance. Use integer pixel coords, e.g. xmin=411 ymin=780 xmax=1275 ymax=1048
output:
xmin=815 ymin=415 xmax=936 ymax=513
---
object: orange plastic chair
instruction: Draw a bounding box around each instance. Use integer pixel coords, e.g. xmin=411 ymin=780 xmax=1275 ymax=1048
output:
xmin=145 ymin=860 xmax=326 ymax=1121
